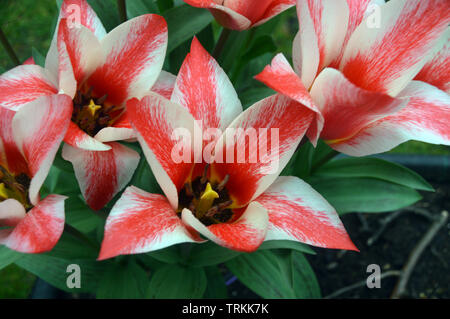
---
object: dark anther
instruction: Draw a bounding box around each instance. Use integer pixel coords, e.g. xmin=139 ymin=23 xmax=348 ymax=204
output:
xmin=184 ymin=182 xmax=193 ymax=197
xmin=200 ymin=164 xmax=210 ymax=184
xmin=97 ymin=94 xmax=108 ymax=104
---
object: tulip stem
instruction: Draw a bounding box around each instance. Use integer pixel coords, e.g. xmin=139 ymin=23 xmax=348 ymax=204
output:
xmin=213 ymin=28 xmax=232 ymax=60
xmin=117 ymin=0 xmax=127 ymax=23
xmin=0 ymin=27 xmax=20 ymax=66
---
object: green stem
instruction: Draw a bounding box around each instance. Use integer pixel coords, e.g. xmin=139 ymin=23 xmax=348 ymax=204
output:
xmin=65 ymin=224 xmax=100 ymax=251
xmin=117 ymin=0 xmax=127 ymax=23
xmin=212 ymin=28 xmax=232 ymax=60
xmin=0 ymin=27 xmax=20 ymax=66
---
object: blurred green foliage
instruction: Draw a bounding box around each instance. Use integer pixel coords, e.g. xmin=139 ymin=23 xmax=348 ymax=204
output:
xmin=0 ymin=264 xmax=36 ymax=298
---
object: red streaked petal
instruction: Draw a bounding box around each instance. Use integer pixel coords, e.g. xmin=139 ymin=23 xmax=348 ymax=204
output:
xmin=0 ymin=107 xmax=28 ymax=175
xmin=127 ymin=93 xmax=200 ymax=209
xmin=254 ymin=53 xmax=323 ymax=145
xmin=62 ymin=142 xmax=140 ymax=211
xmin=330 ymin=81 xmax=450 ymax=156
xmin=212 ymin=94 xmax=314 ymax=207
xmin=309 ymin=68 xmax=407 ymax=142
xmin=414 ymin=29 xmax=450 ymax=94
xmin=22 ymin=57 xmax=35 ymax=65
xmin=1 ymin=195 xmax=66 ymax=254
xmin=64 ymin=122 xmax=112 ymax=151
xmin=151 ymin=70 xmax=176 ymax=100
xmin=87 ymin=14 xmax=168 ymax=106
xmin=257 ymin=176 xmax=357 ymax=251
xmin=0 ymin=199 xmax=26 ymax=228
xmin=171 ymin=37 xmax=242 ymax=130
xmin=98 ymin=186 xmax=203 ymax=260
xmin=0 ymin=65 xmax=58 ymax=111
xmin=12 ymin=94 xmax=73 ymax=205
xmin=340 ymin=0 xmax=450 ymax=96
xmin=181 ymin=201 xmax=268 ymax=252
xmin=295 ymin=0 xmax=349 ymax=85
xmin=329 ymin=0 xmax=382 ymax=68
xmin=253 ymin=0 xmax=296 ymax=27
xmin=58 ymin=19 xmax=103 ymax=85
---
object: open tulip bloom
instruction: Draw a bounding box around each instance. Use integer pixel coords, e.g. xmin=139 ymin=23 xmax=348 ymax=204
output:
xmin=256 ymin=0 xmax=450 ymax=156
xmin=98 ymin=38 xmax=356 ymax=260
xmin=0 ymin=95 xmax=72 ymax=253
xmin=0 ymin=0 xmax=174 ymax=211
xmin=184 ymin=0 xmax=296 ymax=30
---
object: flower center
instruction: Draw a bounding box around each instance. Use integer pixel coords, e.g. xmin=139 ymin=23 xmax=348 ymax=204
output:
xmin=178 ymin=165 xmax=234 ymax=226
xmin=0 ymin=165 xmax=32 ymax=210
xmin=72 ymin=86 xmax=123 ymax=137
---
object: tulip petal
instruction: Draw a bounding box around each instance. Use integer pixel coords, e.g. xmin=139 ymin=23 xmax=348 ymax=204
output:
xmin=98 ymin=186 xmax=202 ymax=260
xmin=64 ymin=122 xmax=112 ymax=151
xmin=171 ymin=38 xmax=242 ymax=130
xmin=0 ymin=107 xmax=28 ymax=175
xmin=181 ymin=201 xmax=268 ymax=252
xmin=87 ymin=14 xmax=168 ymax=106
xmin=184 ymin=0 xmax=251 ymax=30
xmin=0 ymin=195 xmax=66 ymax=254
xmin=57 ymin=19 xmax=103 ymax=85
xmin=127 ymin=93 xmax=201 ymax=210
xmin=253 ymin=0 xmax=296 ymax=27
xmin=294 ymin=0 xmax=349 ymax=87
xmin=0 ymin=65 xmax=58 ymax=111
xmin=309 ymin=68 xmax=407 ymax=143
xmin=62 ymin=142 xmax=139 ymax=211
xmin=254 ymin=53 xmax=323 ymax=145
xmin=0 ymin=199 xmax=26 ymax=227
xmin=340 ymin=0 xmax=450 ymax=96
xmin=46 ymin=0 xmax=107 ymax=80
xmin=414 ymin=29 xmax=450 ymax=94
xmin=151 ymin=70 xmax=176 ymax=100
xmin=330 ymin=81 xmax=450 ymax=156
xmin=13 ymin=95 xmax=73 ymax=205
xmin=212 ymin=94 xmax=314 ymax=206
xmin=257 ymin=176 xmax=357 ymax=251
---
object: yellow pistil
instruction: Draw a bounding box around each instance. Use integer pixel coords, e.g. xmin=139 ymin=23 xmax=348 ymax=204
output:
xmin=87 ymin=99 xmax=102 ymax=116
xmin=0 ymin=183 xmax=8 ymax=199
xmin=196 ymin=183 xmax=219 ymax=216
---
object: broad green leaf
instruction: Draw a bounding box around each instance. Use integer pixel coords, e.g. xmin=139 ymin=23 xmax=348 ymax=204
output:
xmin=225 ymin=250 xmax=296 ymax=298
xmin=307 ymin=176 xmax=422 ymax=214
xmin=147 ymin=264 xmax=207 ymax=298
xmin=0 ymin=246 xmax=22 ymax=270
xmin=239 ymin=87 xmax=275 ymax=109
xmin=164 ymin=5 xmax=213 ymax=53
xmin=97 ymin=261 xmax=150 ymax=298
xmin=203 ymin=266 xmax=228 ymax=299
xmin=64 ymin=196 xmax=102 ymax=233
xmin=291 ymin=251 xmax=321 ymax=298
xmin=282 ymin=142 xmax=315 ymax=178
xmin=146 ymin=244 xmax=183 ymax=264
xmin=87 ymin=0 xmax=120 ymax=32
xmin=126 ymin=0 xmax=159 ymax=18
xmin=129 ymin=156 xmax=161 ymax=194
xmin=31 ymin=47 xmax=45 ymax=67
xmin=186 ymin=242 xmax=242 ymax=268
xmin=314 ymin=157 xmax=434 ymax=191
xmin=44 ymin=232 xmax=98 ymax=260
xmin=241 ymin=35 xmax=276 ymax=64
xmin=258 ymin=240 xmax=316 ymax=255
xmin=157 ymin=0 xmax=174 ymax=12
xmin=15 ymin=254 xmax=106 ymax=293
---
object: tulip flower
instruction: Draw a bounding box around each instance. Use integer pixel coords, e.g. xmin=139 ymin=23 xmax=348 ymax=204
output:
xmin=255 ymin=0 xmax=450 ymax=156
xmin=0 ymin=0 xmax=171 ymax=210
xmin=0 ymin=95 xmax=72 ymax=253
xmin=98 ymin=38 xmax=356 ymax=260
xmin=184 ymin=0 xmax=296 ymax=30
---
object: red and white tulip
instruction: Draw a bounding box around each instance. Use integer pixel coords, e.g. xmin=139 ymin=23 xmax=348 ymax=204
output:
xmin=0 ymin=0 xmax=172 ymax=210
xmin=256 ymin=0 xmax=450 ymax=156
xmin=98 ymin=38 xmax=356 ymax=260
xmin=184 ymin=0 xmax=296 ymax=30
xmin=0 ymin=95 xmax=72 ymax=253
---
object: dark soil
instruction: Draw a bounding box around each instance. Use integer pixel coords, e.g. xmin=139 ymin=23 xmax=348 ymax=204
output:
xmin=228 ymin=182 xmax=449 ymax=299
